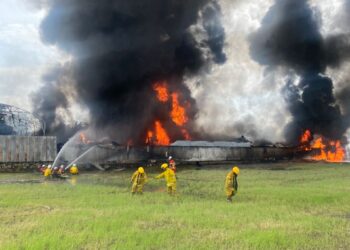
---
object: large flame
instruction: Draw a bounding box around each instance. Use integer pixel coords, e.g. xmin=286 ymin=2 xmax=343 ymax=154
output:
xmin=299 ymin=130 xmax=345 ymax=162
xmin=311 ymin=138 xmax=345 ymax=162
xmin=154 ymin=121 xmax=170 ymax=145
xmin=153 ymin=81 xmax=169 ymax=102
xmin=146 ymin=121 xmax=170 ymax=146
xmin=171 ymin=93 xmax=188 ymax=126
xmin=146 ymin=81 xmax=191 ymax=145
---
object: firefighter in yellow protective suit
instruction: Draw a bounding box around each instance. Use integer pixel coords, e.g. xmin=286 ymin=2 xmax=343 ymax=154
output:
xmin=155 ymin=163 xmax=176 ymax=195
xmin=70 ymin=164 xmax=79 ymax=175
xmin=131 ymin=167 xmax=147 ymax=194
xmin=225 ymin=166 xmax=240 ymax=202
xmin=44 ymin=165 xmax=52 ymax=178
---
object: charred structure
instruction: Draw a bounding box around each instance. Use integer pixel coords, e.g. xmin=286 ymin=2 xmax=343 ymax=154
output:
xmin=57 ymin=137 xmax=303 ymax=168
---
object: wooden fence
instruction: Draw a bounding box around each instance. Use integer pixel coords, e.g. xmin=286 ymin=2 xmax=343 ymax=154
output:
xmin=0 ymin=136 xmax=56 ymax=163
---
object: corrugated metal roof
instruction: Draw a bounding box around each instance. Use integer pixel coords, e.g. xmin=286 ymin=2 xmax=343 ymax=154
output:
xmin=171 ymin=140 xmax=251 ymax=148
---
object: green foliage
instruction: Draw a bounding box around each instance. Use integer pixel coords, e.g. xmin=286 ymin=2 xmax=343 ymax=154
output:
xmin=0 ymin=163 xmax=349 ymax=249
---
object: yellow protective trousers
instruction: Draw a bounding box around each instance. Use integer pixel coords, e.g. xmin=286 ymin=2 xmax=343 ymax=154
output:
xmin=131 ymin=171 xmax=147 ymax=194
xmin=132 ymin=182 xmax=144 ymax=194
xmin=167 ymin=183 xmax=176 ymax=195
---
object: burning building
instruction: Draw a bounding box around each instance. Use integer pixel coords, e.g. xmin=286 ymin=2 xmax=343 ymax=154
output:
xmin=299 ymin=130 xmax=346 ymax=162
xmin=31 ymin=0 xmax=350 ymax=166
xmin=249 ymin=0 xmax=350 ymax=162
xmin=35 ymin=0 xmax=225 ymax=146
xmin=54 ymin=132 xmax=299 ymax=168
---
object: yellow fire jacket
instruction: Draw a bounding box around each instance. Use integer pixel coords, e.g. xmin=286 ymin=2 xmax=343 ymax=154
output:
xmin=225 ymin=171 xmax=238 ymax=196
xmin=131 ymin=171 xmax=147 ymax=185
xmin=156 ymin=168 xmax=176 ymax=185
xmin=44 ymin=168 xmax=52 ymax=177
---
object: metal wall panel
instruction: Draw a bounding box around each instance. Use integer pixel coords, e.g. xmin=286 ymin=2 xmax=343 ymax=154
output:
xmin=29 ymin=136 xmax=35 ymax=162
xmin=48 ymin=137 xmax=57 ymax=161
xmin=0 ymin=136 xmax=57 ymax=163
xmin=6 ymin=137 xmax=11 ymax=162
xmin=33 ymin=137 xmax=38 ymax=162
xmin=0 ymin=137 xmax=4 ymax=162
xmin=11 ymin=136 xmax=16 ymax=162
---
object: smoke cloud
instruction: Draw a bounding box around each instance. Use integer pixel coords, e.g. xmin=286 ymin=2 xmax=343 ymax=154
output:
xmin=31 ymin=66 xmax=84 ymax=143
xmin=249 ymin=0 xmax=350 ymax=144
xmin=34 ymin=0 xmax=226 ymax=144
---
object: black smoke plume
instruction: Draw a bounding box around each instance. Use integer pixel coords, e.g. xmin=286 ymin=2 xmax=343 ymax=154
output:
xmin=32 ymin=66 xmax=84 ymax=143
xmin=249 ymin=0 xmax=350 ymax=145
xmin=34 ymin=0 xmax=226 ymax=145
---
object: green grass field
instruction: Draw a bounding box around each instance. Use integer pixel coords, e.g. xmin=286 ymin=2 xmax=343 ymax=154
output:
xmin=0 ymin=163 xmax=349 ymax=249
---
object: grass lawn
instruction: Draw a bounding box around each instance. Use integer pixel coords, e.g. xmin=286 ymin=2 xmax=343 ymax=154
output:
xmin=0 ymin=163 xmax=349 ymax=249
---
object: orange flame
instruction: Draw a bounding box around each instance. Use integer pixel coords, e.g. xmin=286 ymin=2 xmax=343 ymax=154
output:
xmin=154 ymin=121 xmax=170 ymax=145
xmin=301 ymin=129 xmax=312 ymax=144
xmin=147 ymin=81 xmax=191 ymax=145
xmin=311 ymin=137 xmax=345 ymax=162
xmin=299 ymin=130 xmax=345 ymax=162
xmin=171 ymin=93 xmax=188 ymax=126
xmin=145 ymin=131 xmax=153 ymax=144
xmin=153 ymin=81 xmax=169 ymax=102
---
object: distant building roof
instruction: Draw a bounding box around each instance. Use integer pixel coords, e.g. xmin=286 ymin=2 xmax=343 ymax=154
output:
xmin=0 ymin=103 xmax=42 ymax=136
xmin=171 ymin=140 xmax=251 ymax=148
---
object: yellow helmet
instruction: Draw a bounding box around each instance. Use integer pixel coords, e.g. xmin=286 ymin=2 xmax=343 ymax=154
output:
xmin=232 ymin=166 xmax=240 ymax=175
xmin=161 ymin=163 xmax=168 ymax=169
xmin=138 ymin=167 xmax=145 ymax=174
xmin=70 ymin=166 xmax=79 ymax=175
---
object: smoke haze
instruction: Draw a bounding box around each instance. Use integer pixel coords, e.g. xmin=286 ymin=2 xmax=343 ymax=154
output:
xmin=249 ymin=0 xmax=350 ymax=144
xmin=32 ymin=0 xmax=350 ymax=145
xmin=34 ymin=0 xmax=226 ymax=144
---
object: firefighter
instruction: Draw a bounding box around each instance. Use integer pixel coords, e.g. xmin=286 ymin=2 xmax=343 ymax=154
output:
xmin=168 ymin=156 xmax=176 ymax=173
xmin=52 ymin=166 xmax=60 ymax=178
xmin=70 ymin=164 xmax=79 ymax=175
xmin=225 ymin=166 xmax=240 ymax=202
xmin=155 ymin=163 xmax=176 ymax=195
xmin=44 ymin=165 xmax=52 ymax=178
xmin=38 ymin=164 xmax=45 ymax=174
xmin=58 ymin=164 xmax=65 ymax=175
xmin=131 ymin=167 xmax=147 ymax=194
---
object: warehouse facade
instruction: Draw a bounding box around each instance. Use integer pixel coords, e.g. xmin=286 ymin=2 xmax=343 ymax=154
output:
xmin=0 ymin=136 xmax=56 ymax=163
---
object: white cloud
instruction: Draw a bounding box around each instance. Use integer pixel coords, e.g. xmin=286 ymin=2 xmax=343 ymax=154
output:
xmin=0 ymin=0 xmax=66 ymax=112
